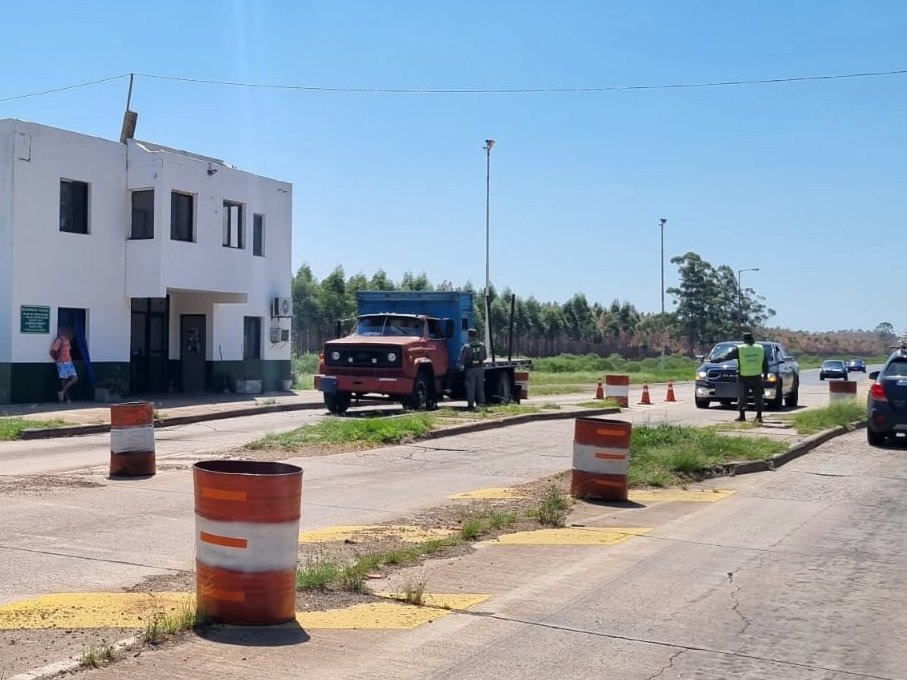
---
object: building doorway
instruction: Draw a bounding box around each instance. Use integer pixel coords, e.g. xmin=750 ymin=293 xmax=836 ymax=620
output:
xmin=181 ymin=314 xmax=207 ymax=393
xmin=130 ymin=298 xmax=169 ymax=393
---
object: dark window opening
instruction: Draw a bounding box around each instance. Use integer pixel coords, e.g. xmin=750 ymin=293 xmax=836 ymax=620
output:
xmin=243 ymin=317 xmax=262 ymax=359
xmin=253 ymin=213 xmax=264 ymax=256
xmin=130 ymin=189 xmax=154 ymax=239
xmin=171 ymin=192 xmax=194 ymax=242
xmin=57 ymin=307 xmax=88 ymax=361
xmin=60 ymin=180 xmax=89 ymax=234
xmin=223 ymin=201 xmax=244 ymax=249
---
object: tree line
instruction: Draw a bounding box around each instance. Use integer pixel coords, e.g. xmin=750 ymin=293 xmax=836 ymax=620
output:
xmin=290 ymin=252 xmax=895 ymax=358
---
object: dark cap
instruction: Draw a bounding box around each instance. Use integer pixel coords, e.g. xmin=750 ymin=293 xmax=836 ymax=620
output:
xmin=742 ymin=332 xmax=755 ymax=343
xmin=467 ymin=328 xmax=477 ymax=334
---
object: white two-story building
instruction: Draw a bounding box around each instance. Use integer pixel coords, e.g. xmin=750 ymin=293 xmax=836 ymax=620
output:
xmin=0 ymin=119 xmax=292 ymax=404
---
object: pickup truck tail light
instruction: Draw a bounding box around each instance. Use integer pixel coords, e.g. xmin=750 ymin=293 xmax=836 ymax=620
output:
xmin=869 ymin=382 xmax=887 ymax=402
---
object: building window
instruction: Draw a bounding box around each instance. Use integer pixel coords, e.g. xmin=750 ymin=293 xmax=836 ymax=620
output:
xmin=253 ymin=214 xmax=264 ymax=256
xmin=60 ymin=180 xmax=89 ymax=234
xmin=243 ymin=317 xmax=262 ymax=359
xmin=57 ymin=307 xmax=88 ymax=361
xmin=171 ymin=192 xmax=194 ymax=242
xmin=130 ymin=190 xmax=154 ymax=239
xmin=223 ymin=201 xmax=244 ymax=249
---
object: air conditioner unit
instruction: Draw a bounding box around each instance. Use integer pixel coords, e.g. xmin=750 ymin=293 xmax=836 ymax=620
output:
xmin=272 ymin=296 xmax=292 ymax=318
xmin=269 ymin=326 xmax=281 ymax=343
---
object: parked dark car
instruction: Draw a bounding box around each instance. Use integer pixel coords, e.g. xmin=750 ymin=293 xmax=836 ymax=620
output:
xmin=846 ymin=358 xmax=866 ymax=372
xmin=866 ymin=348 xmax=907 ymax=446
xmin=694 ymin=341 xmax=800 ymax=410
xmin=819 ymin=359 xmax=849 ymax=381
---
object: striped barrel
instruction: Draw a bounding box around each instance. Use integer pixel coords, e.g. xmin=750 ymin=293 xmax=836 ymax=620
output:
xmin=604 ymin=374 xmax=630 ymax=407
xmin=514 ymin=371 xmax=530 ymax=401
xmin=829 ymin=380 xmax=857 ymax=403
xmin=193 ymin=460 xmax=303 ymax=625
xmin=571 ymin=417 xmax=631 ymax=502
xmin=109 ymin=402 xmax=155 ymax=477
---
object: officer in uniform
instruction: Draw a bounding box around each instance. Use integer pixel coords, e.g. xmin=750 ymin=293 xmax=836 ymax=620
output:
xmin=716 ymin=332 xmax=770 ymax=423
xmin=457 ymin=328 xmax=487 ymax=409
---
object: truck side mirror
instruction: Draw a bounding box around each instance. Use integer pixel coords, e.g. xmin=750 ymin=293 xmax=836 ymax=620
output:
xmin=444 ymin=319 xmax=455 ymax=339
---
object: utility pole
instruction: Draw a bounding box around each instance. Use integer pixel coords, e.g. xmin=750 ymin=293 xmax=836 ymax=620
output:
xmin=483 ymin=139 xmax=495 ymax=353
xmin=659 ymin=218 xmax=667 ymax=370
xmin=737 ymin=267 xmax=760 ymax=333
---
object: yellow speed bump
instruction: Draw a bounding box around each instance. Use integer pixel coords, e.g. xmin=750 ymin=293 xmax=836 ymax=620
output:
xmin=492 ymin=527 xmax=651 ymax=546
xmin=0 ymin=592 xmax=193 ymax=630
xmin=629 ymin=489 xmax=735 ymax=504
xmin=449 ymin=488 xmax=526 ymax=500
xmin=297 ymin=594 xmax=489 ymax=630
xmin=298 ymin=525 xmax=455 ymax=544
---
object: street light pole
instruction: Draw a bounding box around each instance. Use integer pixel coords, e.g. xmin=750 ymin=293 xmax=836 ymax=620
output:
xmin=659 ymin=218 xmax=667 ymax=315
xmin=483 ymin=139 xmax=495 ymax=352
xmin=737 ymin=267 xmax=760 ymax=332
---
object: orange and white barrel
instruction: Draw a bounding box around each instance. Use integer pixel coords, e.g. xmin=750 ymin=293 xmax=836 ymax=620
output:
xmin=571 ymin=417 xmax=630 ymax=502
xmin=109 ymin=402 xmax=155 ymax=477
xmin=514 ymin=371 xmax=529 ymax=400
xmin=829 ymin=380 xmax=857 ymax=403
xmin=193 ymin=460 xmax=303 ymax=625
xmin=604 ymin=374 xmax=630 ymax=407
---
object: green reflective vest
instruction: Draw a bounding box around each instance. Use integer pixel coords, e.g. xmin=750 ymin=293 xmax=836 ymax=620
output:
xmin=468 ymin=341 xmax=484 ymax=367
xmin=737 ymin=343 xmax=765 ymax=377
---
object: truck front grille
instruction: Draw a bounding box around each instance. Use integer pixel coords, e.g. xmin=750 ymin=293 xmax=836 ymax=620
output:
xmin=325 ymin=347 xmax=403 ymax=369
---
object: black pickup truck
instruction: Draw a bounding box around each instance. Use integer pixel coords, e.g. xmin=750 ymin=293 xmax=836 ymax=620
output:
xmin=694 ymin=341 xmax=800 ymax=410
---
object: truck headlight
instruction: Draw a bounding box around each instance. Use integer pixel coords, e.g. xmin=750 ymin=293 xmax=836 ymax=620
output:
xmin=387 ymin=352 xmax=397 ymax=362
xmin=331 ymin=351 xmax=340 ymax=361
xmin=765 ymin=373 xmax=778 ymax=383
xmin=696 ymin=370 xmax=707 ymax=379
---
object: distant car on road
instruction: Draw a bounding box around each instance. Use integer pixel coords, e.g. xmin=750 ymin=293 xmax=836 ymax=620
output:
xmin=694 ymin=340 xmax=800 ymax=410
xmin=866 ymin=348 xmax=907 ymax=446
xmin=819 ymin=360 xmax=849 ymax=381
xmin=846 ymin=358 xmax=866 ymax=372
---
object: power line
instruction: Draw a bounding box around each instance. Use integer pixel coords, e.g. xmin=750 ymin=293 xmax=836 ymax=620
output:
xmin=0 ymin=74 xmax=129 ymax=103
xmin=134 ymin=67 xmax=907 ymax=94
xmin=2 ymin=67 xmax=906 ymax=104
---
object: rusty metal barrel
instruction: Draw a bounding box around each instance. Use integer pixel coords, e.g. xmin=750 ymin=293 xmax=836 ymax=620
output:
xmin=571 ymin=417 xmax=631 ymax=502
xmin=514 ymin=371 xmax=530 ymax=401
xmin=829 ymin=380 xmax=857 ymax=403
xmin=109 ymin=402 xmax=156 ymax=477
xmin=193 ymin=460 xmax=303 ymax=625
xmin=604 ymin=375 xmax=630 ymax=407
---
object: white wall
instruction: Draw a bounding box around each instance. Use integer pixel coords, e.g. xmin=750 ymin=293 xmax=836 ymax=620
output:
xmin=0 ymin=122 xmax=14 ymax=362
xmin=5 ymin=121 xmax=129 ymax=363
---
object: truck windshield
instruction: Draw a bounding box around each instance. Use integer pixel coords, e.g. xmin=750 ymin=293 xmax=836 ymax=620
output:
xmin=354 ymin=315 xmax=423 ymax=337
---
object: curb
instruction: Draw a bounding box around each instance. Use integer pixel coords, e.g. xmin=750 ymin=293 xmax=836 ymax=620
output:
xmin=714 ymin=420 xmax=866 ymax=477
xmin=19 ymin=401 xmax=324 ymax=440
xmin=421 ymin=407 xmax=621 ymax=441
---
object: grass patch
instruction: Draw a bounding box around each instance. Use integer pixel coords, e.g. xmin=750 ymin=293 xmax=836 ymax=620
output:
xmin=0 ymin=417 xmax=66 ymax=440
xmin=79 ymin=643 xmax=117 ymax=668
xmin=297 ymin=553 xmax=344 ymax=589
xmin=247 ymin=413 xmax=436 ymax=451
xmin=143 ymin=602 xmax=198 ymax=645
xmin=458 ymin=506 xmax=517 ymax=540
xmin=576 ymin=399 xmax=622 ymax=409
xmin=531 ymin=485 xmax=570 ymax=526
xmin=628 ymin=424 xmax=788 ymax=487
xmin=787 ymin=401 xmax=866 ymax=435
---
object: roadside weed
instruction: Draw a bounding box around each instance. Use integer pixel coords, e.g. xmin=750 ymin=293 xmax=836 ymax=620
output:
xmin=395 ymin=575 xmax=428 ymax=606
xmin=296 ymin=552 xmax=344 ymax=589
xmin=787 ymin=401 xmax=865 ymax=435
xmin=339 ymin=565 xmax=368 ymax=593
xmin=79 ymin=643 xmax=116 ymax=668
xmin=534 ymin=485 xmax=570 ymax=527
xmin=247 ymin=414 xmax=436 ymax=451
xmin=143 ymin=602 xmax=198 ymax=644
xmin=0 ymin=417 xmax=66 ymax=440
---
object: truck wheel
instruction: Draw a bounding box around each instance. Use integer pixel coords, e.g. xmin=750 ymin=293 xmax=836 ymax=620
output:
xmin=408 ymin=372 xmax=431 ymax=411
xmin=695 ymin=397 xmax=710 ymax=409
xmin=769 ymin=381 xmax=784 ymax=410
xmin=784 ymin=381 xmax=799 ymax=408
xmin=324 ymin=392 xmax=351 ymax=414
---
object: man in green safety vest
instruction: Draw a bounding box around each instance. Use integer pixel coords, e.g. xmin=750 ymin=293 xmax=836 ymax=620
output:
xmin=457 ymin=328 xmax=487 ymax=410
xmin=714 ymin=332 xmax=770 ymax=423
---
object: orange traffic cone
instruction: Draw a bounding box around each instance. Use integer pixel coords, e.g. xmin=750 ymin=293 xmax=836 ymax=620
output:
xmin=665 ymin=381 xmax=676 ymax=402
xmin=639 ymin=382 xmax=652 ymax=405
xmin=595 ymin=380 xmax=604 ymax=400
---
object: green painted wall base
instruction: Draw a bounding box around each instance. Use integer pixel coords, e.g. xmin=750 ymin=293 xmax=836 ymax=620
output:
xmin=0 ymin=359 xmax=292 ymax=405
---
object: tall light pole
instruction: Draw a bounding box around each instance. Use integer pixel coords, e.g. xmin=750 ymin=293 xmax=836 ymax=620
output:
xmin=659 ymin=218 xmax=667 ymax=315
xmin=737 ymin=267 xmax=760 ymax=331
xmin=483 ymin=139 xmax=495 ymax=352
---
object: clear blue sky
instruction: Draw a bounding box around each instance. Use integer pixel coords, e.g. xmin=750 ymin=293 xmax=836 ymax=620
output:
xmin=3 ymin=1 xmax=905 ymax=332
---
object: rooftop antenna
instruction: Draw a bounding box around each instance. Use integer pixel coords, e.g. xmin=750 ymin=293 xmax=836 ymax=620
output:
xmin=119 ymin=73 xmax=138 ymax=144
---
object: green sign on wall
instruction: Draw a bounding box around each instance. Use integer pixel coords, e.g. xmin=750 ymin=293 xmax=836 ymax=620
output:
xmin=20 ymin=305 xmax=50 ymax=334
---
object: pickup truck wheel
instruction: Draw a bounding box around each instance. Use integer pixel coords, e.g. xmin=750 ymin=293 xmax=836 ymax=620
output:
xmin=695 ymin=397 xmax=710 ymax=409
xmin=408 ymin=372 xmax=431 ymax=411
xmin=785 ymin=380 xmax=799 ymax=408
xmin=867 ymin=428 xmax=887 ymax=447
xmin=324 ymin=392 xmax=351 ymax=414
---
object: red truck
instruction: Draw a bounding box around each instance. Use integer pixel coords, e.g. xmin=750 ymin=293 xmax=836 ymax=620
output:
xmin=314 ymin=291 xmax=530 ymax=413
